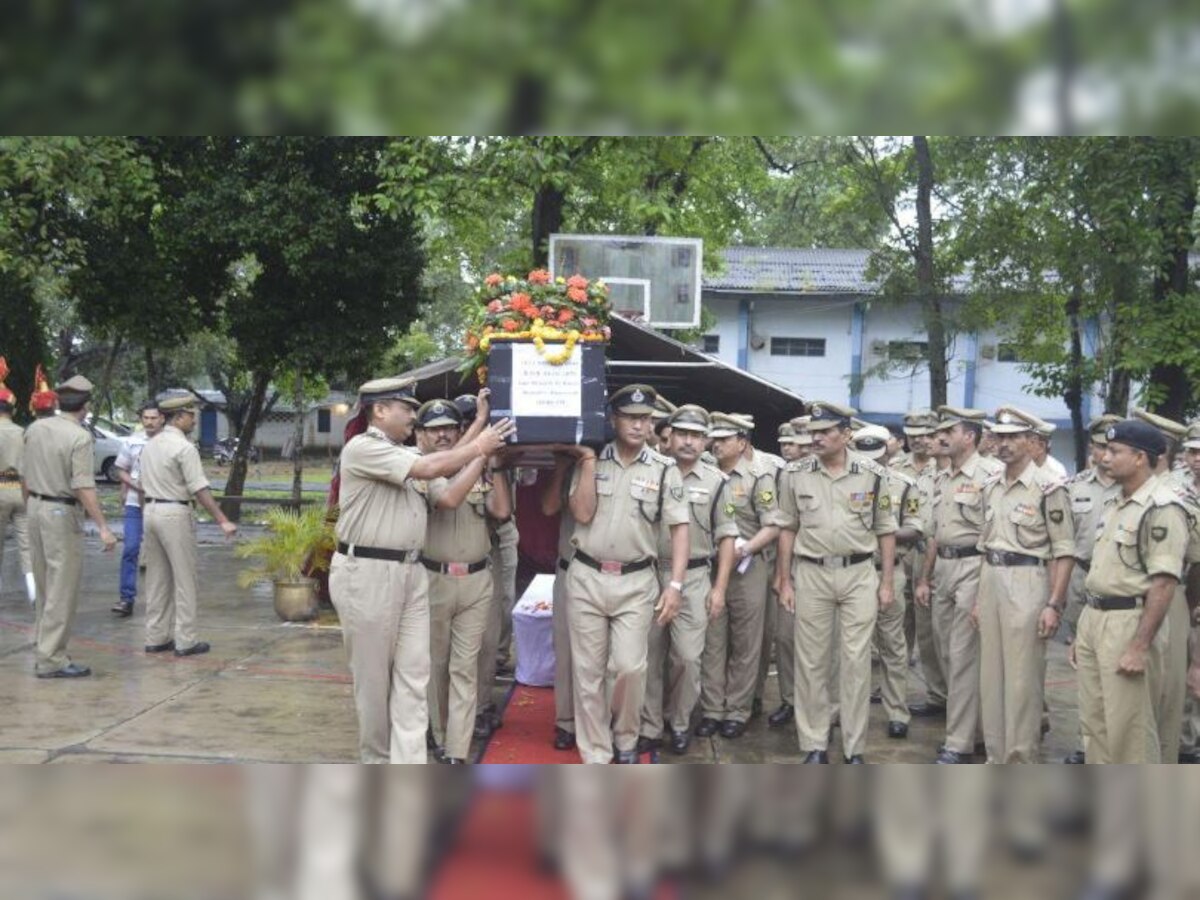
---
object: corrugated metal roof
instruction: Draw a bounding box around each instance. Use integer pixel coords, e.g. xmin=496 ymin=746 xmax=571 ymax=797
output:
xmin=705 ymin=246 xmax=974 ymax=295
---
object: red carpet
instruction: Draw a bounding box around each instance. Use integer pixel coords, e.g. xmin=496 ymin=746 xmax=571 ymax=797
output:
xmin=479 ymin=684 xmax=655 ymax=764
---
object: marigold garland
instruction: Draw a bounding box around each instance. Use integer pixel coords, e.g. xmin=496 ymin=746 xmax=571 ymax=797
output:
xmin=460 ymin=269 xmax=612 ymax=382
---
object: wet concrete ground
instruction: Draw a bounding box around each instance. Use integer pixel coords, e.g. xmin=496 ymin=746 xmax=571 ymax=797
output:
xmin=0 ymin=519 xmax=1078 ymax=764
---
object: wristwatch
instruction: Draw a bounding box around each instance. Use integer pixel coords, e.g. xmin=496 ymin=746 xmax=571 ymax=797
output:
xmin=668 ymin=580 xmax=684 ymax=592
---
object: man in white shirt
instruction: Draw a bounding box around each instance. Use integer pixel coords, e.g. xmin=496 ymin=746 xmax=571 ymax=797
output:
xmin=111 ymin=402 xmax=165 ymax=617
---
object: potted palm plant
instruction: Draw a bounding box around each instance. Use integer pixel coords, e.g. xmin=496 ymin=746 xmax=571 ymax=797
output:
xmin=236 ymin=506 xmax=336 ymax=621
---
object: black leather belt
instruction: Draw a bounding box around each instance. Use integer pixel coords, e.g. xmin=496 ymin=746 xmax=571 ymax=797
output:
xmin=938 ymin=545 xmax=982 ymax=560
xmin=420 ymin=556 xmax=489 ymax=576
xmin=336 ymin=542 xmax=420 ymax=563
xmin=558 ymin=557 xmax=570 ymax=572
xmin=0 ymin=476 xmax=20 ymax=484
xmin=984 ymin=550 xmax=1045 ymax=567
xmin=1085 ymin=594 xmax=1140 ymax=611
xmin=146 ymin=497 xmax=191 ymax=505
xmin=687 ymin=557 xmax=709 ymax=570
xmin=799 ymin=552 xmax=874 ymax=569
xmin=573 ymin=550 xmax=654 ymax=576
xmin=29 ymin=491 xmax=76 ymax=505
xmin=1074 ymin=557 xmax=1091 ymax=572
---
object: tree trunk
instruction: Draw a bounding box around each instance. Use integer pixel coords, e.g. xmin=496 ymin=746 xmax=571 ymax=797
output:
xmin=912 ymin=136 xmax=948 ymax=407
xmin=292 ymin=366 xmax=304 ymax=506
xmin=1104 ymin=261 xmax=1135 ymax=414
xmin=1064 ymin=284 xmax=1087 ymax=470
xmin=220 ymin=367 xmax=272 ymax=522
xmin=97 ymin=336 xmax=124 ymax=419
xmin=531 ymin=182 xmax=565 ymax=269
xmin=145 ymin=345 xmax=163 ymax=398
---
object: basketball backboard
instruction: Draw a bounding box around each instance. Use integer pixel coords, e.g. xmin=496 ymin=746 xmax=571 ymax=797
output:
xmin=549 ymin=234 xmax=703 ymax=328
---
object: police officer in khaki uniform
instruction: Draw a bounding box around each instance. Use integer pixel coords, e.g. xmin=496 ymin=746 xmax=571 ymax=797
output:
xmin=331 ymin=377 xmax=513 ymax=763
xmin=975 ymin=406 xmax=1075 ymax=763
xmin=540 ymin=451 xmax=581 ymax=751
xmin=697 ymin=413 xmax=784 ymax=739
xmin=23 ymin=375 xmax=117 ymax=678
xmin=853 ymin=423 xmax=922 ymax=739
xmin=639 ymin=405 xmax=738 ymax=756
xmin=1031 ymin=419 xmax=1069 ymax=481
xmin=0 ymin=358 xmax=34 ymax=604
xmin=566 ymin=383 xmax=689 ymax=764
xmin=893 ymin=410 xmax=945 ymax=716
xmin=139 ymin=392 xmax=237 ymax=657
xmin=1073 ymin=420 xmax=1189 ymax=763
xmin=415 ymin=398 xmax=511 ymax=764
xmin=778 ymin=401 xmax=898 ymax=763
xmin=1180 ymin=422 xmax=1200 ymax=760
xmin=915 ymin=407 xmax=1002 ymax=763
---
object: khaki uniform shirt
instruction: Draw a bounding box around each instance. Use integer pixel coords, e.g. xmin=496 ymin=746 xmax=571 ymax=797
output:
xmin=892 ymin=453 xmax=936 ymax=540
xmin=0 ymin=417 xmax=24 ymax=479
xmin=336 ymin=427 xmax=428 ymax=550
xmin=425 ymin=477 xmax=493 ymax=564
xmin=1038 ymin=455 xmax=1069 ymax=482
xmin=657 ymin=461 xmax=739 ymax=560
xmin=931 ymin=452 xmax=1003 ymax=549
xmin=884 ymin=467 xmax=925 ymax=563
xmin=570 ymin=443 xmax=688 ymax=563
xmin=1164 ymin=474 xmax=1200 ymax=567
xmin=23 ymin=415 xmax=95 ymax=497
xmin=1068 ymin=468 xmax=1118 ymax=563
xmin=979 ymin=460 xmax=1075 ymax=560
xmin=778 ymin=450 xmax=898 ymax=557
xmin=722 ymin=456 xmax=787 ymax=543
xmin=1085 ymin=474 xmax=1190 ymax=598
xmin=139 ymin=426 xmax=209 ymax=502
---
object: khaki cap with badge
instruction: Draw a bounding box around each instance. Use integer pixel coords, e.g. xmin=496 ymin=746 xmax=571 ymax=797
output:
xmin=789 ymin=415 xmax=815 ymax=446
xmin=989 ymin=406 xmax=1040 ymax=434
xmin=806 ymin=401 xmax=856 ymax=431
xmin=1184 ymin=420 xmax=1200 ymax=451
xmin=934 ymin=406 xmax=988 ymax=431
xmin=1131 ymin=407 xmax=1188 ymax=445
xmin=707 ymin=412 xmax=747 ymax=440
xmin=157 ymin=391 xmax=198 ymax=413
xmin=1033 ymin=418 xmax=1056 ymax=438
xmin=416 ymin=399 xmax=462 ymax=429
xmin=778 ymin=422 xmax=801 ymax=444
xmin=1087 ymin=414 xmax=1122 ymax=446
xmin=668 ymin=404 xmax=710 ymax=433
xmin=851 ymin=424 xmax=891 ymax=460
xmin=56 ymin=374 xmax=94 ymax=396
xmin=609 ymin=384 xmax=658 ymax=416
xmin=903 ymin=409 xmax=939 ymax=436
xmin=358 ymin=376 xmax=421 ymax=409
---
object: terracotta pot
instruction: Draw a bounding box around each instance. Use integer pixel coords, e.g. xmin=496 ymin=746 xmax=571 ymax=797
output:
xmin=273 ymin=578 xmax=318 ymax=622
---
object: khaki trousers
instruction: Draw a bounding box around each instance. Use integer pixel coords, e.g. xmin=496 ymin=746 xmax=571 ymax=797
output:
xmin=1182 ymin=624 xmax=1200 ymax=756
xmin=1063 ymin=564 xmax=1089 ymax=640
xmin=477 ymin=531 xmax=519 ymax=696
xmin=143 ymin=504 xmax=199 ymax=650
xmin=566 ymin=561 xmax=657 ymax=763
xmin=754 ymin=549 xmax=781 ymax=704
xmin=977 ymin=562 xmax=1047 ymax=763
xmin=427 ymin=567 xmax=492 ymax=759
xmin=553 ymin=560 xmax=575 ymax=733
xmin=641 ymin=564 xmax=710 ymax=736
xmin=329 ymin=554 xmax=430 ymax=764
xmin=700 ymin=557 xmax=769 ymax=723
xmin=28 ymin=495 xmax=85 ymax=674
xmin=910 ymin=551 xmax=947 ymax=706
xmin=793 ymin=558 xmax=879 ymax=757
xmin=932 ymin=555 xmax=984 ymax=754
xmin=1156 ymin=587 xmax=1188 ymax=763
xmin=873 ymin=566 xmax=910 ymax=724
xmin=1075 ymin=606 xmax=1162 ymax=763
xmin=0 ymin=487 xmax=31 ymax=577
xmin=756 ymin=579 xmax=795 ymax=708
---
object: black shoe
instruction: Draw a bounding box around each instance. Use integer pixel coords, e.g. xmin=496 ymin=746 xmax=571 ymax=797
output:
xmin=908 ymin=702 xmax=946 ymax=718
xmin=445 ymin=757 xmax=466 ymax=765
xmin=613 ymin=749 xmax=639 ymax=764
xmin=869 ymin=689 xmax=882 ymax=705
xmin=669 ymin=729 xmax=690 ymax=755
xmin=767 ymin=703 xmax=795 ymax=727
xmin=974 ymin=741 xmax=987 ymax=757
xmin=935 ymin=748 xmax=969 ymax=764
xmin=636 ymin=735 xmax=663 ymax=755
xmin=36 ymin=662 xmax=91 ymax=678
xmin=844 ymin=755 xmax=866 ymax=764
xmin=494 ymin=661 xmax=514 ymax=679
xmin=553 ymin=727 xmax=576 ymax=751
xmin=802 ymin=750 xmax=829 ymax=764
xmin=145 ymin=641 xmax=176 ymax=653
xmin=750 ymin=697 xmax=763 ymax=718
xmin=174 ymin=642 xmax=210 ymax=657
xmin=1179 ymin=750 xmax=1200 ymax=764
xmin=474 ymin=710 xmax=502 ymax=740
xmin=432 ymin=747 xmax=449 ymax=763
xmin=1064 ymin=749 xmax=1086 ymax=764
xmin=719 ymin=719 xmax=746 ymax=739
xmin=694 ymin=717 xmax=721 ymax=738
xmin=887 ymin=721 xmax=909 ymax=739
xmin=111 ymin=600 xmax=134 ymax=617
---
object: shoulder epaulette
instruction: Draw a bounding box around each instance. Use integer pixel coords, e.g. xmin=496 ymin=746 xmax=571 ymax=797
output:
xmin=698 ymin=459 xmax=728 ymax=481
xmin=888 ymin=468 xmax=917 ymax=489
xmin=856 ymin=456 xmax=888 ymax=478
xmin=785 ymin=457 xmax=819 ymax=474
xmin=645 ymin=448 xmax=675 ymax=467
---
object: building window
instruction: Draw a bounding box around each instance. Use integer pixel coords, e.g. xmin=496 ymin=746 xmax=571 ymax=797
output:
xmin=672 ymin=247 xmax=692 ymax=268
xmin=559 ymin=247 xmax=577 ymax=273
xmin=997 ymin=342 xmax=1028 ymax=363
xmin=702 ymin=335 xmax=720 ymax=354
xmin=770 ymin=337 xmax=826 ymax=358
xmin=887 ymin=340 xmax=929 ymax=363
xmin=675 ymin=283 xmax=691 ymax=304
xmin=317 ymin=409 xmax=331 ymax=434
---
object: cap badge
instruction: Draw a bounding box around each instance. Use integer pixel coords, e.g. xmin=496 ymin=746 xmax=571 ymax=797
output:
xmin=1106 ymin=426 xmax=1117 ymax=441
xmin=998 ymin=412 xmax=1014 ymax=424
xmin=630 ymin=389 xmax=645 ymax=404
xmin=432 ymin=402 xmax=445 ymax=415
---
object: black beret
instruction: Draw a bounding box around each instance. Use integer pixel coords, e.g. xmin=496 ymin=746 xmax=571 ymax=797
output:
xmin=1106 ymin=419 xmax=1167 ymax=458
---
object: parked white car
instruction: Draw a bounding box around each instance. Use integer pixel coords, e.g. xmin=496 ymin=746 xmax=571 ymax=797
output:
xmin=86 ymin=420 xmax=127 ymax=483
